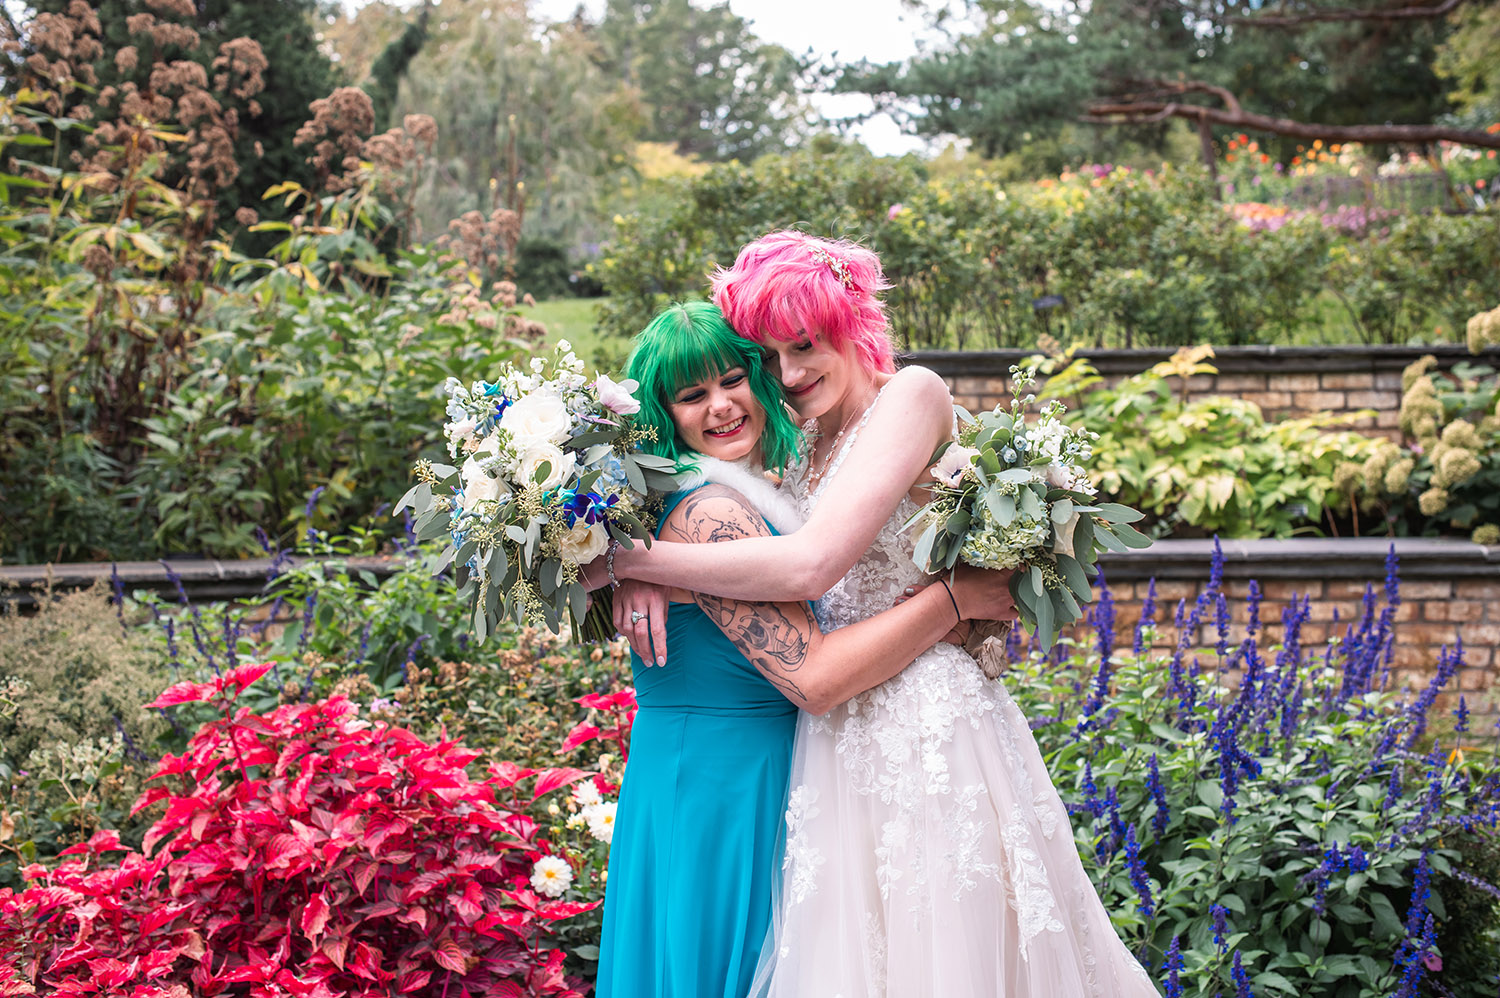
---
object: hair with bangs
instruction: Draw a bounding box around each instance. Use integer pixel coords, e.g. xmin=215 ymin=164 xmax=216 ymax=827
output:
xmin=710 ymin=230 xmax=896 ymax=375
xmin=625 ymin=300 xmax=802 ymax=474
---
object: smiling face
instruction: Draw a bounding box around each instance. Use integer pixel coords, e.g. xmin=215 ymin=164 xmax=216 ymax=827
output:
xmin=668 ymin=366 xmax=766 ymax=462
xmin=760 ymin=333 xmax=858 ymax=422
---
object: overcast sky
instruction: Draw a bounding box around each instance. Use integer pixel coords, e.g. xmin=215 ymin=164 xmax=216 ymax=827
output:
xmin=532 ymin=0 xmax=963 ymax=156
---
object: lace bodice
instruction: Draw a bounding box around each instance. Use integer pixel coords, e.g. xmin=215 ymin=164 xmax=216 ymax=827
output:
xmin=780 ymin=382 xmax=928 ymax=632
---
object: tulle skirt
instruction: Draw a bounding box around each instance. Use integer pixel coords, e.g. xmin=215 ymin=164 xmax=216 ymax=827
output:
xmin=749 ymin=642 xmax=1161 ymax=997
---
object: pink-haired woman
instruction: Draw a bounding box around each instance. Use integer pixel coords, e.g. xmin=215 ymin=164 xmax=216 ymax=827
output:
xmin=608 ymin=231 xmax=1160 ymax=996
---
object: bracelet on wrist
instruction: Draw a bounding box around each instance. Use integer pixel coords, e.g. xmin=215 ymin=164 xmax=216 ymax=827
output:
xmin=938 ymin=578 xmax=962 ymax=626
xmin=606 ymin=538 xmax=621 ymax=589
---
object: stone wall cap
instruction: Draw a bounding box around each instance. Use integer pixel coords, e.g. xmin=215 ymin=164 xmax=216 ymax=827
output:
xmin=905 ymin=344 xmax=1500 ymax=378
xmin=1099 ymin=537 xmax=1499 ymax=580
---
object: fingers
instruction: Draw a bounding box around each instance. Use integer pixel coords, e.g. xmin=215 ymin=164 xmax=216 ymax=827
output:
xmin=649 ymin=588 xmax=668 ymax=666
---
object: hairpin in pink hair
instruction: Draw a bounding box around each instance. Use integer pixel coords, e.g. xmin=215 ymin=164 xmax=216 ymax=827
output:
xmin=808 ymin=245 xmax=856 ymax=293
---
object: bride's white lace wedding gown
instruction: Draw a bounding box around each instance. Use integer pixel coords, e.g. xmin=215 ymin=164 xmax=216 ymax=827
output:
xmin=750 ymin=390 xmax=1161 ymax=997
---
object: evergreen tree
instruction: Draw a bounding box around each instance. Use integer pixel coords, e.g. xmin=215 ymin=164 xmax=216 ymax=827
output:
xmin=364 ymin=4 xmax=429 ymax=132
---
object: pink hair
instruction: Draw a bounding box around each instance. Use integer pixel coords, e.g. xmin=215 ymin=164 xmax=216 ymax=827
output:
xmin=710 ymin=230 xmax=896 ymax=375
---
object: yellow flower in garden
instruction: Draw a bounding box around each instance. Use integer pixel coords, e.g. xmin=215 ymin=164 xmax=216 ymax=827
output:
xmin=1419 ymin=487 xmax=1450 ymax=517
xmin=1474 ymin=524 xmax=1500 ymax=545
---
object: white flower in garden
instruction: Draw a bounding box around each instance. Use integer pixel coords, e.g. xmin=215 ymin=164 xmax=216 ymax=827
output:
xmin=583 ymin=801 xmax=617 ymax=844
xmin=518 ymin=441 xmax=576 ymax=490
xmin=558 ymin=521 xmax=609 ymax=564
xmin=594 ymin=374 xmax=641 ymax=416
xmin=502 ymin=389 xmax=573 ymax=447
xmin=572 ymin=778 xmax=602 ymax=808
xmin=530 ymin=855 xmax=573 ymax=897
xmin=930 ymin=444 xmax=978 ymax=487
xmin=557 ymin=339 xmax=572 ymax=352
xmin=567 ymin=813 xmax=587 ymax=829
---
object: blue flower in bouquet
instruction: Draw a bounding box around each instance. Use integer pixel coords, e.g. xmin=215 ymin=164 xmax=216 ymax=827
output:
xmin=595 ymin=452 xmax=631 ymax=491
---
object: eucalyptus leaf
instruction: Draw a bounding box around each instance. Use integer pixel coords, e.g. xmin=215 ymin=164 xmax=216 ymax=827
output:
xmin=1094 ymin=502 xmax=1145 ymax=524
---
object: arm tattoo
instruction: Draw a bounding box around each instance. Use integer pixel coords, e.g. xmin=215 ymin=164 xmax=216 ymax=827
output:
xmin=662 ymin=485 xmax=815 ymax=707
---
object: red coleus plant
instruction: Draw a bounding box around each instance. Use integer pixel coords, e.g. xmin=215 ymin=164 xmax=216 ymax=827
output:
xmin=0 ymin=663 xmax=599 ymax=997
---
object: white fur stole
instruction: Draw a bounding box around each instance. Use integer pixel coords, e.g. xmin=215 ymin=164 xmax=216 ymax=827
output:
xmin=674 ymin=456 xmax=807 ymax=536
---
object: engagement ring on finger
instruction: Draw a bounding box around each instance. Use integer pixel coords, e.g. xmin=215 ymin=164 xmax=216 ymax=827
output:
xmin=631 ymin=611 xmax=647 ymax=623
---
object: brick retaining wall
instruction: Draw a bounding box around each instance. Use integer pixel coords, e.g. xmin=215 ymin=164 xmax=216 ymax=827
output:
xmin=1084 ymin=538 xmax=1500 ymax=731
xmin=911 ymin=344 xmax=1500 ymax=440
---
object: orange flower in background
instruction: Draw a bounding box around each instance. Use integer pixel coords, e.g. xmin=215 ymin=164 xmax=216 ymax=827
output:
xmin=1260 ymin=153 xmax=1270 ymax=164
xmin=1226 ymin=153 xmax=1237 ymax=162
xmin=1479 ymin=178 xmax=1489 ymax=189
xmin=1330 ymin=143 xmax=1342 ymax=154
xmin=1487 ymin=122 xmax=1500 ymax=134
xmin=1247 ymin=141 xmax=1259 ymax=153
xmin=1488 ymin=150 xmax=1497 ymax=159
xmin=1238 ymin=133 xmax=1249 ymax=144
xmin=1227 ymin=138 xmax=1238 ymax=150
xmin=1292 ymin=156 xmax=1303 ymax=165
xmin=1313 ymin=139 xmax=1324 ymax=150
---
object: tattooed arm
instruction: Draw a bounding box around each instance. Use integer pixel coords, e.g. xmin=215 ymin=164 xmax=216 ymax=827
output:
xmin=662 ymin=485 xmax=1014 ymax=714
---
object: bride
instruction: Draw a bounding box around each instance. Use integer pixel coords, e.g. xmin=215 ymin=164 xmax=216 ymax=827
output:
xmin=608 ymin=231 xmax=1160 ymax=996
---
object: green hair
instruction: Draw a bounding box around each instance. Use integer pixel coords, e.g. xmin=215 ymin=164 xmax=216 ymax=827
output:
xmin=625 ymin=300 xmax=801 ymax=474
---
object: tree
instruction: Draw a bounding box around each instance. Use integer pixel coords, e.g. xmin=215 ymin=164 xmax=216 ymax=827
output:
xmin=390 ymin=0 xmax=645 ymax=246
xmin=837 ymin=0 xmax=1500 ymax=171
xmin=1436 ymin=0 xmax=1500 ymax=126
xmin=590 ymin=0 xmax=813 ymax=161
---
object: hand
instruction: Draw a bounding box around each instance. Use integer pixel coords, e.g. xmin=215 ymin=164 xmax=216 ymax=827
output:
xmin=613 ymin=580 xmax=670 ymax=666
xmin=947 ymin=565 xmax=1019 ymax=624
xmin=896 ymin=584 xmax=973 ymax=644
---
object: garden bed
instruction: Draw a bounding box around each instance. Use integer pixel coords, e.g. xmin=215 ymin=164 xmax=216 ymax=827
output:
xmin=916 ymin=343 xmax=1500 ymax=438
xmin=7 ymin=537 xmax=1495 ymax=727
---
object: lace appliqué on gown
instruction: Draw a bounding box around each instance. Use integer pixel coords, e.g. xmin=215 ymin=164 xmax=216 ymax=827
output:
xmin=753 ymin=377 xmax=1161 ymax=998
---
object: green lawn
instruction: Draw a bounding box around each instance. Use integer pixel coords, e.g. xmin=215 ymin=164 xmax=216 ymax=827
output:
xmin=530 ymin=297 xmax=614 ymax=367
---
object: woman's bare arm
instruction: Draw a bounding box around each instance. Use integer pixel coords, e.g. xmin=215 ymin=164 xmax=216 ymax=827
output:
xmin=613 ymin=365 xmax=954 ymax=603
xmin=663 ymin=484 xmax=1013 ymax=715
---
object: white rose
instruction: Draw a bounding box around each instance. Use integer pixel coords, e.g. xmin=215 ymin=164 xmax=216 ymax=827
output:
xmin=518 ymin=441 xmax=576 ymax=490
xmin=593 ymin=373 xmax=641 ymax=416
xmin=1053 ymin=510 xmax=1082 ymax=559
xmin=501 ymin=390 xmax=573 ymax=446
xmin=460 ymin=460 xmax=505 ymax=513
xmin=929 ymin=444 xmax=979 ymax=487
xmin=1045 ymin=462 xmax=1075 ymax=490
xmin=557 ymin=521 xmax=609 ymax=563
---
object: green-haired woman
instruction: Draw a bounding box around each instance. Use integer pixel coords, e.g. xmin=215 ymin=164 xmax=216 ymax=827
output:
xmin=593 ymin=300 xmax=1015 ymax=998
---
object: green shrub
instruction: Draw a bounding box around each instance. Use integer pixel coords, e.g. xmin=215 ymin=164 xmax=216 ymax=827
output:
xmin=0 ymin=96 xmax=534 ymax=562
xmin=1345 ymin=355 xmax=1500 ymax=542
xmin=1040 ymin=346 xmax=1382 ymax=538
xmin=0 ymin=586 xmax=169 ymax=887
xmin=594 ymin=152 xmax=1500 ymax=353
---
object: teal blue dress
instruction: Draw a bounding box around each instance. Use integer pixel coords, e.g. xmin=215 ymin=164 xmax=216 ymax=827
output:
xmin=596 ymin=488 xmax=797 ymax=998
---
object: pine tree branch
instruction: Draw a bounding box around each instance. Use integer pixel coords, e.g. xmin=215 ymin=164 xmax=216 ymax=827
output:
xmin=1230 ymin=0 xmax=1467 ymax=27
xmin=1083 ymin=95 xmax=1500 ymax=148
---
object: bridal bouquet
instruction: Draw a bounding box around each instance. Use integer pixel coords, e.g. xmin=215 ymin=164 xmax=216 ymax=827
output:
xmin=396 ymin=341 xmax=681 ymax=642
xmin=910 ymin=366 xmax=1150 ymax=651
